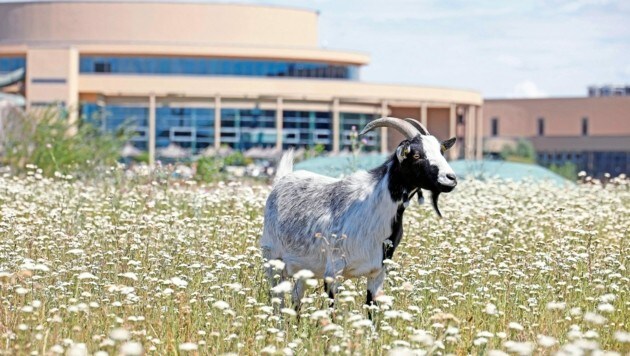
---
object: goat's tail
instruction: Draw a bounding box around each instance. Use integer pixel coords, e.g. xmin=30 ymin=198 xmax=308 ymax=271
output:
xmin=274 ymin=149 xmax=294 ymax=184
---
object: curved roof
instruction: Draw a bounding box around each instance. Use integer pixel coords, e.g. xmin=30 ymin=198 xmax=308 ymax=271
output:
xmin=78 ymin=75 xmax=483 ymax=105
xmin=0 ymin=1 xmax=369 ymax=65
xmin=0 ymin=1 xmax=317 ymax=47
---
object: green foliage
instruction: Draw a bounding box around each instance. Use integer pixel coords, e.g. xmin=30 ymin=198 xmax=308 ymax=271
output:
xmin=1 ymin=107 xmax=129 ymax=177
xmin=223 ymin=151 xmax=252 ymax=166
xmin=549 ymin=161 xmax=578 ymax=180
xmin=194 ymin=156 xmax=225 ymax=182
xmin=302 ymin=144 xmax=327 ymax=161
xmin=500 ymin=139 xmax=536 ymax=163
xmin=133 ymin=151 xmax=150 ymax=164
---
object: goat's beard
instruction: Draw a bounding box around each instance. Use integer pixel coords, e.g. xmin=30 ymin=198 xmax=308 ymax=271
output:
xmin=431 ymin=191 xmax=442 ymax=218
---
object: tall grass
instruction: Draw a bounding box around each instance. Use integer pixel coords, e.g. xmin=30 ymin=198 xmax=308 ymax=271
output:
xmin=0 ymin=170 xmax=627 ymax=355
xmin=1 ymin=107 xmax=128 ymax=178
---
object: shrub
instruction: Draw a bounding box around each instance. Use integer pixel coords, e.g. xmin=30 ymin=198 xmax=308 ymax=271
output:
xmin=223 ymin=151 xmax=252 ymax=166
xmin=195 ymin=156 xmax=226 ymax=182
xmin=549 ymin=162 xmax=578 ymax=180
xmin=0 ymin=107 xmax=129 ymax=177
xmin=500 ymin=138 xmax=536 ymax=163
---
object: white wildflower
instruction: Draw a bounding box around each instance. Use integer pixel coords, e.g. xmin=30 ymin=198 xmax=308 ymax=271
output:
xmin=293 ymin=269 xmax=314 ymax=279
xmin=484 ymin=303 xmax=498 ymax=315
xmin=119 ymin=272 xmax=138 ymax=281
xmin=178 ymin=343 xmax=198 ymax=351
xmin=613 ymin=331 xmax=630 ymax=343
xmin=77 ymin=272 xmax=97 ymax=280
xmin=110 ymin=328 xmax=131 ymax=341
xmin=537 ymin=335 xmax=557 ymax=347
xmin=584 ymin=312 xmax=607 ymax=325
xmin=170 ymin=277 xmax=188 ymax=288
xmin=546 ymin=301 xmax=566 ymax=310
xmin=212 ymin=301 xmax=230 ymax=310
xmin=268 ymin=259 xmax=285 ymax=271
xmin=597 ymin=303 xmax=614 ymax=313
xmin=504 ymin=341 xmax=534 ymax=355
xmin=271 ymin=281 xmax=292 ymax=294
xmin=120 ymin=341 xmax=144 ymax=355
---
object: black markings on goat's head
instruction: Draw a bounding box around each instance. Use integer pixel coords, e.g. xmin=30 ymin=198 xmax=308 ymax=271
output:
xmin=361 ymin=117 xmax=458 ymax=217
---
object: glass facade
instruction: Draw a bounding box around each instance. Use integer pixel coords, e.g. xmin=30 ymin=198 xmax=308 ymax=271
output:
xmin=80 ymin=56 xmax=359 ymax=80
xmin=0 ymin=57 xmax=25 ymax=73
xmin=221 ymin=109 xmax=277 ymax=150
xmin=537 ymin=151 xmax=629 ymax=177
xmin=340 ymin=113 xmax=380 ymax=151
xmin=80 ymin=103 xmax=380 ymax=154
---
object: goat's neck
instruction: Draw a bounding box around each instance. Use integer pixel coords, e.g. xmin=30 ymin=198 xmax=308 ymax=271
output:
xmin=370 ymin=155 xmax=417 ymax=207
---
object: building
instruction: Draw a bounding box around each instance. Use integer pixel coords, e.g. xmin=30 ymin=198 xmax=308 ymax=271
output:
xmin=0 ymin=1 xmax=483 ymax=164
xmin=483 ymin=97 xmax=630 ymax=176
xmin=588 ymin=85 xmax=630 ymax=97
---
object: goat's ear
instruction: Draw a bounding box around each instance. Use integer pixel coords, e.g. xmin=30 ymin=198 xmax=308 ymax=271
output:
xmin=396 ymin=141 xmax=411 ymax=162
xmin=440 ymin=137 xmax=456 ymax=153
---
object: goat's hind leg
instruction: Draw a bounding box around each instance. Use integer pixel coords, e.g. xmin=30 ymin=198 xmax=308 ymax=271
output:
xmin=366 ymin=268 xmax=386 ymax=320
xmin=292 ymin=279 xmax=306 ymax=314
xmin=324 ymin=258 xmax=344 ymax=309
xmin=262 ymin=246 xmax=287 ymax=310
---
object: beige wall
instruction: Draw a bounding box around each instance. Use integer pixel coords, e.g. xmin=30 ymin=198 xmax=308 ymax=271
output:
xmin=387 ymin=106 xmax=458 ymax=151
xmin=483 ymin=97 xmax=630 ymax=137
xmin=26 ymin=47 xmax=78 ymax=122
xmin=0 ymin=2 xmax=319 ymax=49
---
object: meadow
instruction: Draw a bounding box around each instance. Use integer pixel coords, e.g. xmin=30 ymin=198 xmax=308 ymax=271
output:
xmin=0 ymin=167 xmax=628 ymax=355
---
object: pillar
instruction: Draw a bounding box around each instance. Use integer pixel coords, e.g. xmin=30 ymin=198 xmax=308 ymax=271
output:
xmin=214 ymin=96 xmax=221 ymax=150
xmin=148 ymin=94 xmax=156 ymax=167
xmin=380 ymin=101 xmax=389 ymax=154
xmin=276 ymin=97 xmax=283 ymax=150
xmin=476 ymin=105 xmax=483 ymax=160
xmin=449 ymin=104 xmax=457 ymax=160
xmin=469 ymin=106 xmax=477 ymax=159
xmin=332 ymin=98 xmax=340 ymax=153
xmin=421 ymin=102 xmax=428 ymax=129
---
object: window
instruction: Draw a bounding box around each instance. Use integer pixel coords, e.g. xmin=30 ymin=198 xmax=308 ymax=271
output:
xmin=80 ymin=56 xmax=359 ymax=80
xmin=537 ymin=117 xmax=545 ymax=136
xmin=582 ymin=117 xmax=588 ymax=136
xmin=491 ymin=117 xmax=499 ymax=137
xmin=0 ymin=57 xmax=26 ymax=73
xmin=94 ymin=61 xmax=111 ymax=73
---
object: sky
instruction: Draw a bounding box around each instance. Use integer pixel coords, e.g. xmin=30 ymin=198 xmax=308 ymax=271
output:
xmin=236 ymin=0 xmax=630 ymax=98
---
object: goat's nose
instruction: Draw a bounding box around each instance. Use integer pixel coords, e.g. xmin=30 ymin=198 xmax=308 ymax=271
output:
xmin=446 ymin=173 xmax=457 ymax=182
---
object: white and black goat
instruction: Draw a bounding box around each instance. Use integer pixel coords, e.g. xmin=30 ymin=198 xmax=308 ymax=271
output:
xmin=260 ymin=117 xmax=457 ymax=311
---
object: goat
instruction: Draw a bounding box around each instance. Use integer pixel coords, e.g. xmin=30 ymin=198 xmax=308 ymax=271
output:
xmin=260 ymin=117 xmax=458 ymax=313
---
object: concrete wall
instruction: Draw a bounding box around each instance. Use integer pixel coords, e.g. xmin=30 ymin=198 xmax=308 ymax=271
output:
xmin=26 ymin=47 xmax=78 ymax=122
xmin=483 ymin=97 xmax=630 ymax=137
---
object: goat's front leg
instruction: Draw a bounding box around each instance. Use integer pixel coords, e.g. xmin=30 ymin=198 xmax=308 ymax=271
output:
xmin=366 ymin=268 xmax=386 ymax=320
xmin=292 ymin=279 xmax=306 ymax=313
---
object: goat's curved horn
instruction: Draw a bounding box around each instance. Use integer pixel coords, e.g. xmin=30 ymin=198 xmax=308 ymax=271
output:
xmin=359 ymin=117 xmax=419 ymax=139
xmin=403 ymin=118 xmax=429 ymax=135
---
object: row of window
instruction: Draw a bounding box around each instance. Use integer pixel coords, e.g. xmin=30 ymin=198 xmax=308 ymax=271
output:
xmin=79 ymin=56 xmax=360 ymax=80
xmin=0 ymin=57 xmax=25 ymax=73
xmin=490 ymin=117 xmax=590 ymax=137
xmin=538 ymin=151 xmax=628 ymax=177
xmin=81 ymin=104 xmax=379 ymax=152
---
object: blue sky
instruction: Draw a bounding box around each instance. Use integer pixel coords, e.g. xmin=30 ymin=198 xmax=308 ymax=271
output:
xmin=240 ymin=0 xmax=630 ymax=98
